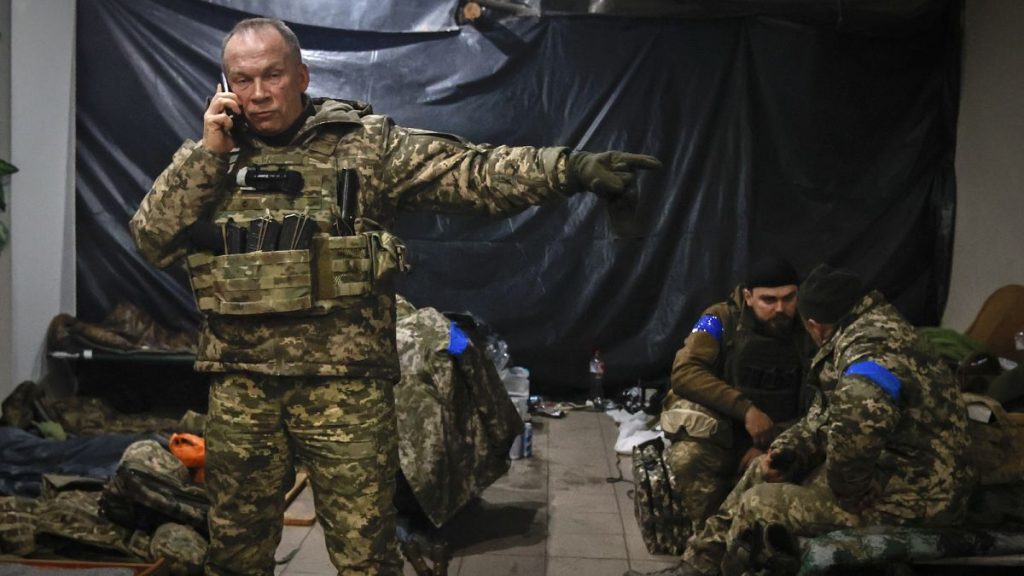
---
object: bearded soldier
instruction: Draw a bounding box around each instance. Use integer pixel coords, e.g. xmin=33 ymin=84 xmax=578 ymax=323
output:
xmin=659 ymin=256 xmax=813 ymax=542
xmin=131 ymin=17 xmax=660 ymax=576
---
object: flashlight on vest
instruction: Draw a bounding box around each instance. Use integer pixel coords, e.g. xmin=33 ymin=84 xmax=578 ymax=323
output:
xmin=236 ymin=166 xmax=305 ymax=195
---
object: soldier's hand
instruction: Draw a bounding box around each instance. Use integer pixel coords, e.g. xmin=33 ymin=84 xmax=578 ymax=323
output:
xmin=567 ymin=151 xmax=662 ymax=205
xmin=201 ymin=83 xmax=241 ymax=156
xmin=760 ymin=448 xmax=795 ymax=483
xmin=744 ymin=405 xmax=775 ymax=448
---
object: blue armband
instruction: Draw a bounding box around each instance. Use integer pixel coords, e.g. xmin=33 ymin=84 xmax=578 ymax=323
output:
xmin=448 ymin=322 xmax=469 ymax=356
xmin=691 ymin=314 xmax=724 ymax=342
xmin=844 ymin=361 xmax=901 ymax=403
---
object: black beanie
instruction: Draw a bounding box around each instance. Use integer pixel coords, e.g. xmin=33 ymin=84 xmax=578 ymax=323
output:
xmin=745 ymin=255 xmax=799 ymax=289
xmin=797 ymin=264 xmax=864 ymax=324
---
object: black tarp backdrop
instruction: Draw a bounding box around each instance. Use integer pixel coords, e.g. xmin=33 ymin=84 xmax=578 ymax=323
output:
xmin=76 ymin=0 xmax=961 ymax=393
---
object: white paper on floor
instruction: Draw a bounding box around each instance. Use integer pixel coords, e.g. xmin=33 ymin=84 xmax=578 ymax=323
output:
xmin=605 ymin=408 xmax=664 ymax=454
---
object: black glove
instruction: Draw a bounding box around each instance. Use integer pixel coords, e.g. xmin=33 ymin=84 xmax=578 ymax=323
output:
xmin=567 ymin=151 xmax=662 ymax=201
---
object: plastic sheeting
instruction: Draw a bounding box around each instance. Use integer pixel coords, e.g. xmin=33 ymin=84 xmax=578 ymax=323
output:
xmin=75 ymin=0 xmax=961 ymax=392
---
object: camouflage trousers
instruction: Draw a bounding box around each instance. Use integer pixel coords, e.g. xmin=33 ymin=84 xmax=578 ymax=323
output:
xmin=665 ymin=436 xmax=746 ymax=538
xmin=682 ymin=458 xmax=862 ymax=575
xmin=205 ymin=373 xmax=402 ymax=576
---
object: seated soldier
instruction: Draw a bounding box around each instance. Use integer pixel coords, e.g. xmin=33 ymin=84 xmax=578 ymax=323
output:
xmin=660 ymin=256 xmax=813 ymax=540
xmin=629 ymin=264 xmax=974 ymax=576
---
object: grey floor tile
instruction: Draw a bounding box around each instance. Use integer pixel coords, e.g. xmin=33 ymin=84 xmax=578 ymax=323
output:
xmin=458 ymin=553 xmax=546 ymax=576
xmin=548 ymin=509 xmax=624 ymax=536
xmin=548 ymin=531 xmax=628 ymax=559
xmin=628 ymin=558 xmax=683 ymax=572
xmin=550 ymin=487 xmax=619 ymax=514
xmin=547 ymin=557 xmax=629 ymax=576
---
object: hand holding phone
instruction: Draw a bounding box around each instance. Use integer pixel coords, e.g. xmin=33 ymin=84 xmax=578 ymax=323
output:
xmin=219 ymin=73 xmax=248 ymax=141
xmin=200 ymin=75 xmax=244 ymax=155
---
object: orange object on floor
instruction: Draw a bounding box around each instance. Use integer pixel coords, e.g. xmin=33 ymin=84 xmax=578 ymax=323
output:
xmin=169 ymin=432 xmax=206 ymax=483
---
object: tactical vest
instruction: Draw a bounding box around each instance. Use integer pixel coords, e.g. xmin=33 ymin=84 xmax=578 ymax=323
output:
xmin=724 ymin=314 xmax=804 ymax=424
xmin=185 ymin=132 xmax=407 ymax=317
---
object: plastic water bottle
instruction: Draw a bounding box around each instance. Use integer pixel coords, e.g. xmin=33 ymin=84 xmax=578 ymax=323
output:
xmin=588 ymin=350 xmax=605 ymax=411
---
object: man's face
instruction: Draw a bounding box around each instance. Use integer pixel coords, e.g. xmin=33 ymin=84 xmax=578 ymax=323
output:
xmin=743 ymin=284 xmax=798 ymax=336
xmin=223 ymin=27 xmax=309 ymax=137
xmin=802 ymin=318 xmax=834 ymax=347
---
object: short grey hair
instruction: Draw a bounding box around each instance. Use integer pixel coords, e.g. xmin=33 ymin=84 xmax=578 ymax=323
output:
xmin=221 ymin=17 xmax=303 ymax=71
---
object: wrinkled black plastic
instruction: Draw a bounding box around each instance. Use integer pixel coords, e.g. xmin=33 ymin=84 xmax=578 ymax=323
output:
xmin=76 ymin=0 xmax=960 ymax=392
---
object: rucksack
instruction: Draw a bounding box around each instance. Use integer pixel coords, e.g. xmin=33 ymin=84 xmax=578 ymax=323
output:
xmin=631 ymin=436 xmax=688 ymax=555
xmin=99 ymin=440 xmax=209 ymax=533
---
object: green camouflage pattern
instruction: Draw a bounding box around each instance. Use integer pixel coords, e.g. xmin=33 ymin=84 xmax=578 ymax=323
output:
xmin=797 ymin=525 xmax=1024 ymax=576
xmin=203 ymin=372 xmax=402 ymax=575
xmin=100 ymin=440 xmax=209 ymax=533
xmin=682 ymin=292 xmax=974 ymax=575
xmin=35 ymin=490 xmax=151 ymax=559
xmin=632 ymin=437 xmax=689 ymax=555
xmin=130 ymin=98 xmax=571 ymax=378
xmin=394 ymin=299 xmax=522 ymax=526
xmin=0 ymin=496 xmax=37 ymax=556
xmin=773 ymin=291 xmax=973 ymax=522
xmin=149 ymin=522 xmax=207 ymax=576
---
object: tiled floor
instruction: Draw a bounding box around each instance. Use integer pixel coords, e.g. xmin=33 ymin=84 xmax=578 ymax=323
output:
xmin=274 ymin=408 xmax=679 ymax=575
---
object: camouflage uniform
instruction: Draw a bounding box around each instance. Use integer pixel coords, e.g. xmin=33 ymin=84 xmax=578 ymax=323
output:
xmin=131 ymin=98 xmax=572 ymax=575
xmin=681 ymin=291 xmax=974 ymax=575
xmin=662 ymin=287 xmax=811 ymax=538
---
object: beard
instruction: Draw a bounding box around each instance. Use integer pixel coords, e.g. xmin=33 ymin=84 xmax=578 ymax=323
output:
xmin=760 ymin=314 xmax=795 ymax=338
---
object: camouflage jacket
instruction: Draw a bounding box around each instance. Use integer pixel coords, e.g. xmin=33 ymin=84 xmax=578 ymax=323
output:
xmin=130 ymin=98 xmax=572 ymax=378
xmin=773 ymin=291 xmax=973 ymax=524
xmin=668 ymin=286 xmax=812 ymax=422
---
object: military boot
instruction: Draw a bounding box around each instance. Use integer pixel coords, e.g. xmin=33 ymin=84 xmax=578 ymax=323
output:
xmin=623 ymin=561 xmax=709 ymax=576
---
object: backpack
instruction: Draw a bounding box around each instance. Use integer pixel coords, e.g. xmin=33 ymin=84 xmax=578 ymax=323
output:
xmin=631 ymin=436 xmax=688 ymax=555
xmin=100 ymin=440 xmax=209 ymax=533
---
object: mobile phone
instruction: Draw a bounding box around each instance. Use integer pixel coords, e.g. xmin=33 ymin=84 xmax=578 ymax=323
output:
xmin=220 ymin=72 xmax=248 ymax=140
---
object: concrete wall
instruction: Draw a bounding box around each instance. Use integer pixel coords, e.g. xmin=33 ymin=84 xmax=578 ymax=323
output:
xmin=944 ymin=0 xmax=1024 ymax=332
xmin=1 ymin=0 xmax=77 ymax=403
xmin=0 ymin=0 xmax=11 ymax=400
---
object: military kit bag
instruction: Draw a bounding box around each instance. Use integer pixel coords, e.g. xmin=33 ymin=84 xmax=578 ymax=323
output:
xmin=963 ymin=393 xmax=1024 ymax=486
xmin=632 ymin=436 xmax=688 ymax=555
xmin=100 ymin=440 xmax=210 ymax=533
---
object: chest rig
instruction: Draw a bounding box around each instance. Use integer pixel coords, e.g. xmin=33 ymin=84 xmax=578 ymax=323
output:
xmin=724 ymin=310 xmax=804 ymax=424
xmin=185 ymin=132 xmax=407 ymax=316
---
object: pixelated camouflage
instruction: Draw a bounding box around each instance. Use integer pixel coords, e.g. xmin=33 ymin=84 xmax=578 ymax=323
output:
xmin=681 ymin=291 xmax=974 ymax=576
xmin=35 ymin=489 xmax=151 ymax=559
xmin=203 ymin=372 xmax=402 ymax=575
xmin=0 ymin=496 xmax=37 ymax=556
xmin=773 ymin=291 xmax=973 ymax=523
xmin=150 ymin=522 xmax=207 ymax=576
xmin=394 ymin=299 xmax=522 ymax=526
xmin=100 ymin=440 xmax=209 ymax=533
xmin=632 ymin=437 xmax=689 ymax=555
xmin=130 ymin=98 xmax=571 ymax=378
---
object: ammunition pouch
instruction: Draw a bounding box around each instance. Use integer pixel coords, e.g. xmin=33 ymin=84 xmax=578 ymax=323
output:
xmin=187 ymin=230 xmax=408 ymax=316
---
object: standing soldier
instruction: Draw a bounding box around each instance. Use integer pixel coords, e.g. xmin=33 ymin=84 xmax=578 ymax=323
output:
xmin=659 ymin=256 xmax=813 ymax=542
xmin=131 ymin=17 xmax=660 ymax=576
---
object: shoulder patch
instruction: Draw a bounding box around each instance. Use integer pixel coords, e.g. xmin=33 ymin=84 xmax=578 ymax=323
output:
xmin=844 ymin=361 xmax=901 ymax=403
xmin=448 ymin=321 xmax=469 ymax=356
xmin=691 ymin=314 xmax=724 ymax=343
